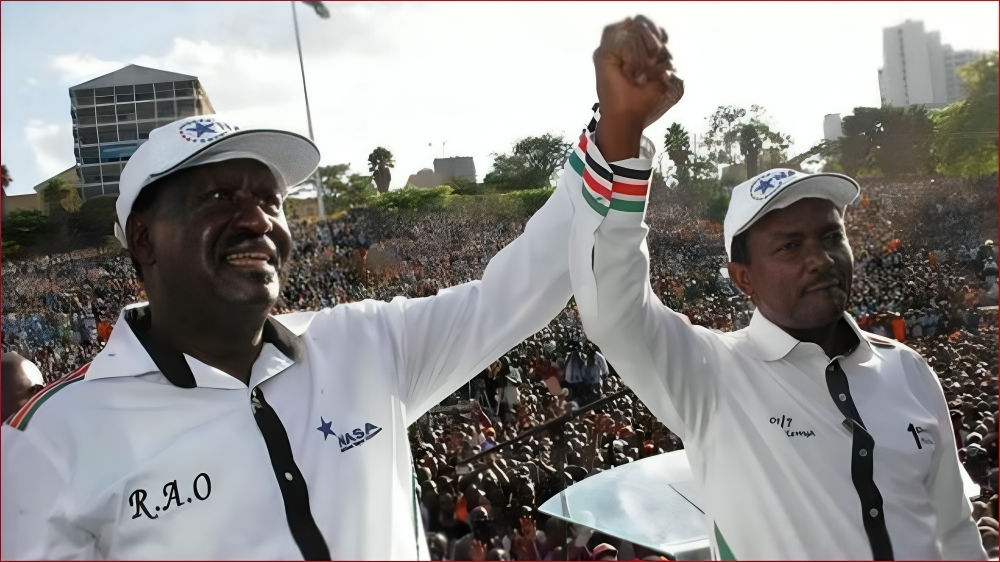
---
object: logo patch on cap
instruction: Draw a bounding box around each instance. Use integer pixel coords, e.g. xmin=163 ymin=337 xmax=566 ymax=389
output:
xmin=750 ymin=169 xmax=796 ymax=200
xmin=178 ymin=117 xmax=239 ymax=144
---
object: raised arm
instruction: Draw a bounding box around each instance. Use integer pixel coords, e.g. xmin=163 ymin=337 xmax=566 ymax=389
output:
xmin=569 ymin=16 xmax=721 ymax=441
xmin=379 ymin=118 xmax=592 ymax=423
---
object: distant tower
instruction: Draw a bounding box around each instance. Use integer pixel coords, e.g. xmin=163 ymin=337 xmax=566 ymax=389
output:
xmin=433 ymin=157 xmax=476 ymax=183
xmin=823 ymin=114 xmax=844 ymax=141
xmin=878 ymin=20 xmax=981 ymax=109
xmin=69 ymin=64 xmax=215 ymax=200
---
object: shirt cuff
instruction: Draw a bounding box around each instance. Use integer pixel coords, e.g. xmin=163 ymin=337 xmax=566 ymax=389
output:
xmin=571 ymin=130 xmax=653 ymax=217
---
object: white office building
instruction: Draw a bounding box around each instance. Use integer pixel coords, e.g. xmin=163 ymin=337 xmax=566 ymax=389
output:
xmin=69 ymin=65 xmax=215 ymax=200
xmin=878 ymin=20 xmax=982 ymax=108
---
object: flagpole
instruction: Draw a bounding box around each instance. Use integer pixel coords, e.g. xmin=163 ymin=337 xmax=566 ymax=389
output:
xmin=292 ymin=1 xmax=325 ymax=218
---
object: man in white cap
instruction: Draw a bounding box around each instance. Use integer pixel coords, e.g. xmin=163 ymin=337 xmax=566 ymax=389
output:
xmin=568 ymin=22 xmax=987 ymax=560
xmin=1 ymin=15 xmax=677 ymax=560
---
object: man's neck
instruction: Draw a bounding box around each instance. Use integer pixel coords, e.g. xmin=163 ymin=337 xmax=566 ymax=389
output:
xmin=146 ymin=297 xmax=269 ymax=385
xmin=781 ymin=315 xmax=860 ymax=359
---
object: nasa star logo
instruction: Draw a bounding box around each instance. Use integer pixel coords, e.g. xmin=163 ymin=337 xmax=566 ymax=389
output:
xmin=750 ymin=169 xmax=797 ymax=201
xmin=178 ymin=118 xmax=239 ymax=143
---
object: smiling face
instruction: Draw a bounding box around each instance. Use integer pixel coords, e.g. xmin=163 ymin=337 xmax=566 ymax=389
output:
xmin=129 ymin=158 xmax=291 ymax=309
xmin=728 ymin=198 xmax=853 ymax=331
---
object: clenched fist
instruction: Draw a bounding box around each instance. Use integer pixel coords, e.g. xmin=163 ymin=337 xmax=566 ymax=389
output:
xmin=594 ymin=15 xmax=684 ymax=160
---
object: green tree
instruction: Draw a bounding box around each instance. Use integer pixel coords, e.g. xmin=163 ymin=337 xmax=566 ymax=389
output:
xmin=702 ymin=105 xmax=791 ymax=178
xmin=446 ymin=175 xmax=485 ymax=196
xmin=839 ymin=105 xmax=934 ymax=177
xmin=40 ymin=177 xmax=81 ymax=242
xmin=75 ymin=196 xmax=117 ymax=237
xmin=319 ymin=163 xmax=377 ymax=214
xmin=41 ymin=176 xmax=81 ymax=215
xmin=1 ymin=164 xmax=11 ymax=189
xmin=662 ymin=123 xmax=692 ymax=185
xmin=368 ymin=147 xmax=395 ymax=194
xmin=2 ymin=208 xmax=50 ymax=247
xmin=370 ymin=185 xmax=452 ymax=212
xmin=484 ymin=133 xmax=572 ymax=191
xmin=932 ymin=52 xmax=998 ymax=178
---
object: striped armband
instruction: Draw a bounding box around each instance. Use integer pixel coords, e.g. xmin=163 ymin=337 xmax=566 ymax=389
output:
xmin=7 ymin=364 xmax=89 ymax=430
xmin=569 ymin=131 xmax=651 ymax=217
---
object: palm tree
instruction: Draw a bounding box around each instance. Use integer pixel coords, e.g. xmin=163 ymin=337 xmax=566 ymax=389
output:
xmin=1 ymin=164 xmax=11 ymax=189
xmin=662 ymin=123 xmax=692 ymax=184
xmin=368 ymin=147 xmax=395 ymax=194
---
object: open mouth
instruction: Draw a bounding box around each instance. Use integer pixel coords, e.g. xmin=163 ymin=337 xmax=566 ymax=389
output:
xmin=224 ymin=251 xmax=275 ymax=270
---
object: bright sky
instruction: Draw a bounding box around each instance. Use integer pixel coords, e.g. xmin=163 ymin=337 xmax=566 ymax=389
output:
xmin=2 ymin=1 xmax=997 ymax=195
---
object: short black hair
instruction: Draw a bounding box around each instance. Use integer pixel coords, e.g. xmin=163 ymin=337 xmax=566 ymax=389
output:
xmin=125 ymin=175 xmax=174 ymax=282
xmin=730 ymin=230 xmax=751 ymax=265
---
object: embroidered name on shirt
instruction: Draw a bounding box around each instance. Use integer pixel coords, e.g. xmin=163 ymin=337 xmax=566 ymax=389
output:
xmin=129 ymin=473 xmax=212 ymax=520
xmin=785 ymin=430 xmax=816 ymax=438
xmin=769 ymin=415 xmax=815 ymax=437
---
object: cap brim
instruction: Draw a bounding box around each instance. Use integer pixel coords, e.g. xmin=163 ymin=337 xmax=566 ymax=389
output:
xmin=150 ymin=129 xmax=320 ymax=190
xmin=732 ymin=173 xmax=860 ymax=239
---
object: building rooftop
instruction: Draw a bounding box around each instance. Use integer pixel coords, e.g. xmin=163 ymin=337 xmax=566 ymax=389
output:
xmin=70 ymin=64 xmax=197 ymax=91
xmin=32 ymin=167 xmax=80 ymax=194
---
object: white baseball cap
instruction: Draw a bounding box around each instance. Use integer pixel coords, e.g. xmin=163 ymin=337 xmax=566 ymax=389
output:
xmin=114 ymin=114 xmax=320 ymax=246
xmin=723 ymin=168 xmax=860 ymax=261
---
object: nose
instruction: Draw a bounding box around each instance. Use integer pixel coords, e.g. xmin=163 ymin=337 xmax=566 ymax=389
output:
xmin=804 ymin=238 xmax=835 ymax=274
xmin=231 ymin=194 xmax=273 ymax=236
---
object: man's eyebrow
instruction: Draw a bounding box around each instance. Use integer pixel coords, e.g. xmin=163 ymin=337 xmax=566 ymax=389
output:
xmin=768 ymin=230 xmax=805 ymax=240
xmin=768 ymin=221 xmax=843 ymax=240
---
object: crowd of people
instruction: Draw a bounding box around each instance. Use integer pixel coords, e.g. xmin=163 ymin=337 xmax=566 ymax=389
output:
xmin=2 ymin=173 xmax=997 ymax=559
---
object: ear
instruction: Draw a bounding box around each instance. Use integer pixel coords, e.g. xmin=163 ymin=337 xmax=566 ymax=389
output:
xmin=126 ymin=213 xmax=156 ymax=270
xmin=728 ymin=262 xmax=755 ymax=298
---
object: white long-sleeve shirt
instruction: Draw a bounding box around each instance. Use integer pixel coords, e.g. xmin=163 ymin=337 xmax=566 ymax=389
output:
xmin=0 ymin=119 xmax=630 ymax=560
xmin=565 ymin=131 xmax=986 ymax=560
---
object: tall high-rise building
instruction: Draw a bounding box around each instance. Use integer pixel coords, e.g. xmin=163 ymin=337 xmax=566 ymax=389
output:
xmin=69 ymin=65 xmax=214 ymax=200
xmin=878 ymin=20 xmax=982 ymax=109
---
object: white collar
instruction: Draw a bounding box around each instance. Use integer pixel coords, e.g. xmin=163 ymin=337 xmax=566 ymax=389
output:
xmin=746 ymin=309 xmax=876 ymax=363
xmin=86 ymin=303 xmax=308 ymax=389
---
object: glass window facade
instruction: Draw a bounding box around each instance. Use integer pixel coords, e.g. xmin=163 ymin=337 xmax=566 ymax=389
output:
xmin=135 ymin=83 xmax=155 ymax=101
xmin=71 ymin=75 xmax=212 ymax=198
xmin=96 ymin=105 xmax=116 ymax=124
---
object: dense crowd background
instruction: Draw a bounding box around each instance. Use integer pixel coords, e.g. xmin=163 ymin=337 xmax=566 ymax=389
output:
xmin=2 ymin=173 xmax=997 ymax=559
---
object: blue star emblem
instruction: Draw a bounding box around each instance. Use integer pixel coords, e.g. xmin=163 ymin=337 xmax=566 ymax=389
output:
xmin=317 ymin=417 xmax=336 ymax=440
xmin=186 ymin=121 xmax=217 ymax=138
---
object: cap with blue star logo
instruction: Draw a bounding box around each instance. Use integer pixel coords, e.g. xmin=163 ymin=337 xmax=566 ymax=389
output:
xmin=114 ymin=114 xmax=320 ymax=246
xmin=723 ymin=168 xmax=860 ymax=261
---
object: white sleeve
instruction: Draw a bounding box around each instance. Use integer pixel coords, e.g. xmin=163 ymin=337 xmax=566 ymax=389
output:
xmin=2 ymin=424 xmax=96 ymax=559
xmin=381 ymin=129 xmax=595 ymax=423
xmin=900 ymin=352 xmax=988 ymax=560
xmin=566 ymin=131 xmax=722 ymax=442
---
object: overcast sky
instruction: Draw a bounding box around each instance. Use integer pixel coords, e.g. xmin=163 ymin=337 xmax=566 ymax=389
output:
xmin=2 ymin=1 xmax=997 ymax=195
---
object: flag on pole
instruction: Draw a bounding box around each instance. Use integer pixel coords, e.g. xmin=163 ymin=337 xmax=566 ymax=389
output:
xmin=301 ymin=1 xmax=330 ymax=18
